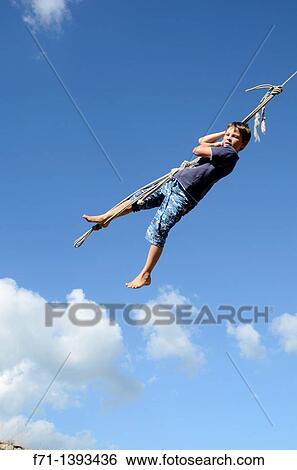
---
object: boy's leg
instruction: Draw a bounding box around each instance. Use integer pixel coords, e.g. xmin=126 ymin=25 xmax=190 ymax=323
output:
xmin=83 ymin=200 xmax=133 ymax=228
xmin=83 ymin=186 xmax=166 ymax=228
xmin=126 ymin=180 xmax=196 ymax=289
xmin=125 ymin=244 xmax=163 ymax=289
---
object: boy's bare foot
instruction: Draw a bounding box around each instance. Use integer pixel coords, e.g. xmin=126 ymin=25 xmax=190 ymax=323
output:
xmin=82 ymin=214 xmax=110 ymax=228
xmin=125 ymin=272 xmax=151 ymax=289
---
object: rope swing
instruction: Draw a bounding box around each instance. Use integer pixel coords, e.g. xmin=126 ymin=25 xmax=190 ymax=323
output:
xmin=74 ymin=71 xmax=297 ymax=248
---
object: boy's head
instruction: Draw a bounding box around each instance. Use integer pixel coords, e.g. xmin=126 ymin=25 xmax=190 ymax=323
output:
xmin=223 ymin=122 xmax=251 ymax=152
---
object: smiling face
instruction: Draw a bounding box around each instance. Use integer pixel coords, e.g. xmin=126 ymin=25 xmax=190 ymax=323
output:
xmin=223 ymin=126 xmax=244 ymax=152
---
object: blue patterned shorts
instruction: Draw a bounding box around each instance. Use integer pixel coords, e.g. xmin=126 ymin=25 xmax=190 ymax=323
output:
xmin=131 ymin=179 xmax=197 ymax=247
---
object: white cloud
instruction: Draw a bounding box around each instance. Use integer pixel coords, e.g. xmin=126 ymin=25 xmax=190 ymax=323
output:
xmin=0 ymin=278 xmax=142 ymax=446
xmin=144 ymin=286 xmax=205 ymax=377
xmin=14 ymin=0 xmax=80 ymax=30
xmin=0 ymin=416 xmax=96 ymax=449
xmin=271 ymin=313 xmax=297 ymax=353
xmin=227 ymin=324 xmax=266 ymax=360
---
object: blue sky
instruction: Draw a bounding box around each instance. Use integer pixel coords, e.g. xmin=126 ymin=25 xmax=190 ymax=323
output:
xmin=0 ymin=0 xmax=297 ymax=450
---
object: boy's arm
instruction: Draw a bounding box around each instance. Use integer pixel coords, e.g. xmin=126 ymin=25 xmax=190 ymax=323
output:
xmin=198 ymin=131 xmax=225 ymax=144
xmin=193 ymin=131 xmax=225 ymax=157
xmin=192 ymin=138 xmax=225 ymax=156
xmin=192 ymin=144 xmax=213 ymax=157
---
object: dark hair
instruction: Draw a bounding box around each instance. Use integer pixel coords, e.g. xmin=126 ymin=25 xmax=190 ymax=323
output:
xmin=226 ymin=121 xmax=251 ymax=148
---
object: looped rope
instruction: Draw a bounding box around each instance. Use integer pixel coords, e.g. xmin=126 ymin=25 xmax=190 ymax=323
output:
xmin=245 ymin=84 xmax=283 ymax=94
xmin=243 ymin=83 xmax=284 ymax=141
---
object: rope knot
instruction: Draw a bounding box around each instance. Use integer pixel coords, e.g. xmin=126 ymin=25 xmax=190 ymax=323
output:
xmin=270 ymin=85 xmax=283 ymax=96
xmin=245 ymin=82 xmax=285 ymax=142
xmin=180 ymin=160 xmax=192 ymax=168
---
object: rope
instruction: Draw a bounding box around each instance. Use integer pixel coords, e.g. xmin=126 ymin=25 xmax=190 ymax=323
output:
xmin=74 ymin=71 xmax=296 ymax=248
xmin=241 ymin=71 xmax=297 ymax=140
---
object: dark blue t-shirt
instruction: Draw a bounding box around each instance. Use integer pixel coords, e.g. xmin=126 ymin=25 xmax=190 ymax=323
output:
xmin=175 ymin=145 xmax=239 ymax=203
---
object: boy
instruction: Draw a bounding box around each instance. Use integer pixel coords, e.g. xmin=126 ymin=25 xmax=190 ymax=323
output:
xmin=83 ymin=122 xmax=251 ymax=289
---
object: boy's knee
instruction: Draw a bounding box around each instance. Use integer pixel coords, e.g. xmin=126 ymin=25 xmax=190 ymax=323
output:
xmin=145 ymin=227 xmax=166 ymax=247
